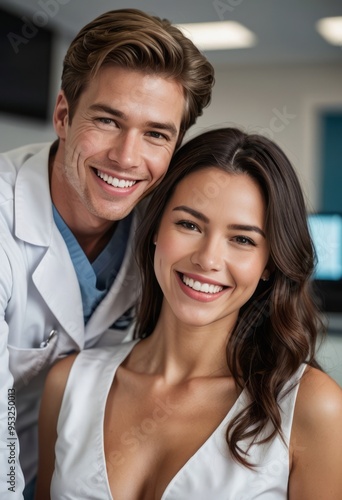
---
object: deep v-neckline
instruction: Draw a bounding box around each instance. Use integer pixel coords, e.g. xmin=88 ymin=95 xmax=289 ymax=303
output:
xmin=100 ymin=341 xmax=245 ymax=500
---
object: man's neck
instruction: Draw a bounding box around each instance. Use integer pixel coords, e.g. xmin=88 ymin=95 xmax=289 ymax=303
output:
xmin=75 ymin=224 xmax=117 ymax=262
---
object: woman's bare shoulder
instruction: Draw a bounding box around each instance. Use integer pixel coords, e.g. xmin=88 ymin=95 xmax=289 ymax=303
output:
xmin=294 ymin=366 xmax=342 ymax=426
xmin=289 ymin=367 xmax=342 ymax=498
xmin=297 ymin=366 xmax=342 ymax=414
xmin=44 ymin=352 xmax=79 ymax=399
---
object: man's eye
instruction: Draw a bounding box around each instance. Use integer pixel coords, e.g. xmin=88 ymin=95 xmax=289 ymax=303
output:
xmin=95 ymin=118 xmax=119 ymax=128
xmin=98 ymin=118 xmax=114 ymax=125
xmin=148 ymin=131 xmax=167 ymax=140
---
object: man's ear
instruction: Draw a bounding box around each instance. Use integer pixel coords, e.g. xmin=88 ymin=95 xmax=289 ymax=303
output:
xmin=53 ymin=91 xmax=69 ymax=139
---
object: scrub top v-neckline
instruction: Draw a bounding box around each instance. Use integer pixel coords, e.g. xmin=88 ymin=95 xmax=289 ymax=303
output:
xmin=52 ymin=340 xmax=301 ymax=499
xmin=97 ymin=340 xmax=245 ymax=500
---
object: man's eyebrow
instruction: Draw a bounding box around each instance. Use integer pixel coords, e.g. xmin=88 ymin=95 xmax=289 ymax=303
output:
xmin=89 ymin=104 xmax=178 ymax=137
xmin=89 ymin=104 xmax=126 ymax=119
xmin=173 ymin=206 xmax=209 ymax=223
xmin=146 ymin=121 xmax=178 ymax=138
xmin=173 ymin=207 xmax=266 ymax=238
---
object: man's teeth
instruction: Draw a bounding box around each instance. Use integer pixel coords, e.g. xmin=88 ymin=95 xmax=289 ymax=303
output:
xmin=182 ymin=275 xmax=223 ymax=294
xmin=97 ymin=170 xmax=136 ymax=188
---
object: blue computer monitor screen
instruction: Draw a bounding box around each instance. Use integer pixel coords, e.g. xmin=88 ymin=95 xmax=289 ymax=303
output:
xmin=308 ymin=213 xmax=342 ymax=281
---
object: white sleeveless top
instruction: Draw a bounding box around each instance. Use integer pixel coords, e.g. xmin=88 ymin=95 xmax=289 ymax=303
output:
xmin=51 ymin=340 xmax=306 ymax=499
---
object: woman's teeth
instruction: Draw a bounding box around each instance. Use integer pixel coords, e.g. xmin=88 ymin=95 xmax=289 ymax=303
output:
xmin=182 ymin=275 xmax=223 ymax=294
xmin=97 ymin=170 xmax=136 ymax=188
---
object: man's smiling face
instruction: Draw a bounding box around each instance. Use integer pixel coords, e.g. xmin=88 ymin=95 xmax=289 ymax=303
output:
xmin=52 ymin=65 xmax=185 ymax=226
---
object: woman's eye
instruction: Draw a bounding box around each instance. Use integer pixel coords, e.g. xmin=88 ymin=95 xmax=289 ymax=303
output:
xmin=176 ymin=220 xmax=199 ymax=231
xmin=234 ymin=235 xmax=255 ymax=246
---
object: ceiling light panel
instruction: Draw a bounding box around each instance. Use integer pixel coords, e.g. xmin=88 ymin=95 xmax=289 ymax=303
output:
xmin=316 ymin=16 xmax=342 ymax=46
xmin=177 ymin=21 xmax=257 ymax=50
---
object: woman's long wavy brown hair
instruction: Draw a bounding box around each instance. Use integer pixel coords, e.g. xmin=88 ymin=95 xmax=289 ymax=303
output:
xmin=134 ymin=127 xmax=324 ymax=467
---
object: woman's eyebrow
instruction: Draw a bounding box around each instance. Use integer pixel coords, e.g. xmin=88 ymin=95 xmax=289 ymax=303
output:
xmin=227 ymin=224 xmax=266 ymax=238
xmin=172 ymin=206 xmax=209 ymax=223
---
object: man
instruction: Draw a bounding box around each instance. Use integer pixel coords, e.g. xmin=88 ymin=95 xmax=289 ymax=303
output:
xmin=0 ymin=8 xmax=214 ymax=499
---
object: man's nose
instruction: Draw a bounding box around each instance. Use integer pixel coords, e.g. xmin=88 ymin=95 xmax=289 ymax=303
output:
xmin=107 ymin=131 xmax=142 ymax=170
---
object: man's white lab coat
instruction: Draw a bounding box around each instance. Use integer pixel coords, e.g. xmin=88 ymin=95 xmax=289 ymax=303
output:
xmin=0 ymin=143 xmax=140 ymax=498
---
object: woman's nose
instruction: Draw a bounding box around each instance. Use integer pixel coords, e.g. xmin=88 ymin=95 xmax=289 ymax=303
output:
xmin=190 ymin=237 xmax=224 ymax=272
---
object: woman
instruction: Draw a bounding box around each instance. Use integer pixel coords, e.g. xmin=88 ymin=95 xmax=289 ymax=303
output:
xmin=36 ymin=128 xmax=342 ymax=499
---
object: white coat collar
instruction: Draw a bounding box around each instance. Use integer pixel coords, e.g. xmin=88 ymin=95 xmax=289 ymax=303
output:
xmin=14 ymin=143 xmax=85 ymax=347
xmin=15 ymin=142 xmax=54 ymax=246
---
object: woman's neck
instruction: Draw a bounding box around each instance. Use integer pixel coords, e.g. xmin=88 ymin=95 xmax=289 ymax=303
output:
xmin=131 ymin=307 xmax=236 ymax=385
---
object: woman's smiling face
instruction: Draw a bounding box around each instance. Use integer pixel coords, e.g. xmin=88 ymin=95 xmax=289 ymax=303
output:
xmin=153 ymin=167 xmax=270 ymax=331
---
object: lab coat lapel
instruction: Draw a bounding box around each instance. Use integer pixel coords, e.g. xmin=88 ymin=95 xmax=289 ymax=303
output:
xmin=32 ymin=230 xmax=85 ymax=349
xmin=84 ymin=213 xmax=140 ymax=344
xmin=15 ymin=143 xmax=84 ymax=349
